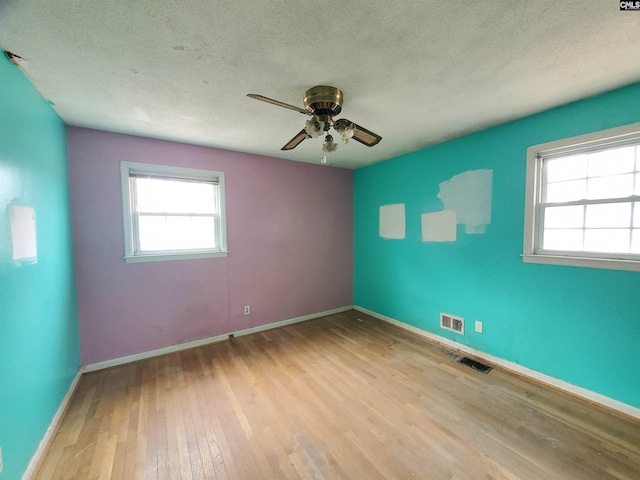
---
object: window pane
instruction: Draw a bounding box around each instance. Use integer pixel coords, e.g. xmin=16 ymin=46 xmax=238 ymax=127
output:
xmin=135 ymin=178 xmax=218 ymax=214
xmin=587 ymin=146 xmax=635 ymax=177
xmin=138 ymin=215 xmax=218 ymax=252
xmin=545 ymin=154 xmax=587 ymax=182
xmin=589 ymin=147 xmax=635 ymax=177
xmin=586 ymin=174 xmax=633 ymax=200
xmin=635 ymin=173 xmax=640 ymax=195
xmin=635 ymin=202 xmax=640 ymax=227
xmin=543 ymin=205 xmax=584 ymax=229
xmin=585 ymin=203 xmax=631 ymax=228
xmin=632 ymin=229 xmax=640 ymax=254
xmin=544 ymin=179 xmax=586 ymax=202
xmin=542 ymin=229 xmax=583 ymax=251
xmin=584 ymin=229 xmax=630 ymax=253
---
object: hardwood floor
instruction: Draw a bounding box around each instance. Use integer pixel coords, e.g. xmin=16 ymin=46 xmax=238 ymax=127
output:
xmin=35 ymin=310 xmax=640 ymax=479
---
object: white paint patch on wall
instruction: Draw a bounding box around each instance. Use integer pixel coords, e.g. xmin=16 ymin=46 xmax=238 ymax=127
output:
xmin=8 ymin=204 xmax=37 ymax=264
xmin=421 ymin=210 xmax=457 ymax=242
xmin=379 ymin=204 xmax=406 ymax=239
xmin=437 ymin=169 xmax=493 ymax=234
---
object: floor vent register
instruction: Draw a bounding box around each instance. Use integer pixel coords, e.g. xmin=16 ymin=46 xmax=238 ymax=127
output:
xmin=458 ymin=356 xmax=493 ymax=374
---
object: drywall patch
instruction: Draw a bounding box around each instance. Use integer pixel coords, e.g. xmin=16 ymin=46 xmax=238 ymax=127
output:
xmin=421 ymin=210 xmax=456 ymax=242
xmin=437 ymin=169 xmax=493 ymax=234
xmin=8 ymin=204 xmax=37 ymax=264
xmin=379 ymin=204 xmax=405 ymax=239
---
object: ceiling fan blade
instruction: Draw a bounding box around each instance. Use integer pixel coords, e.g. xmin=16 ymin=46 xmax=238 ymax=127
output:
xmin=334 ymin=118 xmax=382 ymax=147
xmin=247 ymin=94 xmax=311 ymax=115
xmin=281 ymin=129 xmax=310 ymax=151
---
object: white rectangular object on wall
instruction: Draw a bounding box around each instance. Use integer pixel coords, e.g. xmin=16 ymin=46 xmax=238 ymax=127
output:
xmin=421 ymin=210 xmax=457 ymax=242
xmin=379 ymin=204 xmax=406 ymax=239
xmin=8 ymin=204 xmax=37 ymax=264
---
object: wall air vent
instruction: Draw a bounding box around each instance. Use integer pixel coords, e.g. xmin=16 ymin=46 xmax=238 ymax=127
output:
xmin=440 ymin=313 xmax=464 ymax=335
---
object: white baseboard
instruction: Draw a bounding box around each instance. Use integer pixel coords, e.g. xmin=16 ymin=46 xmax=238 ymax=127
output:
xmin=82 ymin=305 xmax=354 ymax=373
xmin=354 ymin=306 xmax=640 ymax=421
xmin=22 ymin=371 xmax=82 ymax=480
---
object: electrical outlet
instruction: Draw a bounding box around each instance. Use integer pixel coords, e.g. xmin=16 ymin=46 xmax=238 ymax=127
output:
xmin=243 ymin=305 xmax=250 ymax=315
xmin=475 ymin=321 xmax=483 ymax=333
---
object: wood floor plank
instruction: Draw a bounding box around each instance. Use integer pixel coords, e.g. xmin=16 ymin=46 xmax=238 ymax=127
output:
xmin=34 ymin=310 xmax=640 ymax=479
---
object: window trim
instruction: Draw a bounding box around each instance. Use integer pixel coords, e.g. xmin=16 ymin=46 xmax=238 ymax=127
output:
xmin=120 ymin=161 xmax=228 ymax=263
xmin=523 ymin=122 xmax=640 ymax=272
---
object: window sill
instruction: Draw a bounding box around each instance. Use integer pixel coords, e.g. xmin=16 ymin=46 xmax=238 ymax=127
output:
xmin=521 ymin=253 xmax=640 ymax=272
xmin=124 ymin=251 xmax=228 ymax=264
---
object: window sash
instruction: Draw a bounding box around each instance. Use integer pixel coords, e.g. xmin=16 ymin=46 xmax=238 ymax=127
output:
xmin=536 ymin=180 xmax=640 ymax=260
xmin=132 ymin=213 xmax=222 ymax=255
xmin=537 ymin=204 xmax=639 ymax=261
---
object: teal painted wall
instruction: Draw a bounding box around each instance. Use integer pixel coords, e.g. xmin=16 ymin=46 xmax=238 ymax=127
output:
xmin=0 ymin=55 xmax=80 ymax=477
xmin=355 ymin=82 xmax=640 ymax=409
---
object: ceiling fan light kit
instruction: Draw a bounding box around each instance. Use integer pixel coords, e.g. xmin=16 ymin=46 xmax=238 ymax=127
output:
xmin=247 ymin=85 xmax=382 ymax=163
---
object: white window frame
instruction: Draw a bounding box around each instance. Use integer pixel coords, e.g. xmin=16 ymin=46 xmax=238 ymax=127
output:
xmin=523 ymin=122 xmax=640 ymax=272
xmin=121 ymin=161 xmax=228 ymax=263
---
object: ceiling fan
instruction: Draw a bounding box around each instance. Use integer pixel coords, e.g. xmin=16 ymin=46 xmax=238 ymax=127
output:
xmin=247 ymin=86 xmax=382 ymax=159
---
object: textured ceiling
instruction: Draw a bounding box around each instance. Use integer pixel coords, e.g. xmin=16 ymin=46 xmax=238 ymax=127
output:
xmin=1 ymin=1 xmax=640 ymax=169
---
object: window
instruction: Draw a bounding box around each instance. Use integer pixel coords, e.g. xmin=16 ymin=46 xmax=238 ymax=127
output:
xmin=121 ymin=162 xmax=227 ymax=263
xmin=523 ymin=123 xmax=640 ymax=272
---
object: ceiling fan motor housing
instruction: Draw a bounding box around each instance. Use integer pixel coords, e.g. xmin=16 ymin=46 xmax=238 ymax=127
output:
xmin=303 ymin=86 xmax=343 ymax=117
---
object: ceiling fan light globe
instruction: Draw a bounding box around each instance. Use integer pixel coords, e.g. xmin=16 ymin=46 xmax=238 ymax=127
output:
xmin=336 ymin=122 xmax=355 ymax=144
xmin=323 ymin=134 xmax=338 ymax=153
xmin=305 ymin=116 xmax=325 ymax=138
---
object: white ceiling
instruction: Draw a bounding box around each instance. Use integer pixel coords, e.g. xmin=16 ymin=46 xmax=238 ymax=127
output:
xmin=1 ymin=1 xmax=640 ymax=169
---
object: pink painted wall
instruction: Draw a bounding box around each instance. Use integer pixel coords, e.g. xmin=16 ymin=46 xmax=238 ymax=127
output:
xmin=67 ymin=127 xmax=354 ymax=365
